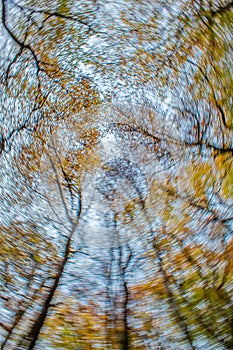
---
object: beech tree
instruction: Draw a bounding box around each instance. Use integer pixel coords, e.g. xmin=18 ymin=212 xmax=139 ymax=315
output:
xmin=1 ymin=0 xmax=233 ymax=349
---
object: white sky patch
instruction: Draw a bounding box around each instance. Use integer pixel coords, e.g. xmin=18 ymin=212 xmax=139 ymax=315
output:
xmin=100 ymin=133 xmax=117 ymax=156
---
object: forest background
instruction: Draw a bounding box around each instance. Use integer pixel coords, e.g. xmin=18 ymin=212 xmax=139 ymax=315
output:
xmin=0 ymin=0 xmax=233 ymax=349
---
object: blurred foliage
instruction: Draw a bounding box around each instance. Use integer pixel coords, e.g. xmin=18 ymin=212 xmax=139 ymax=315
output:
xmin=0 ymin=0 xmax=233 ymax=349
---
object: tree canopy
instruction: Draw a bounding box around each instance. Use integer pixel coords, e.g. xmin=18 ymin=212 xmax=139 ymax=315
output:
xmin=0 ymin=0 xmax=233 ymax=349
